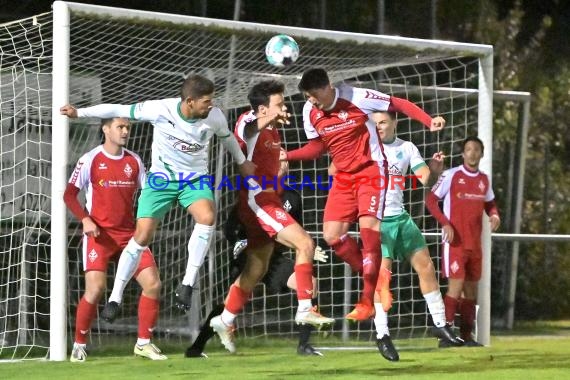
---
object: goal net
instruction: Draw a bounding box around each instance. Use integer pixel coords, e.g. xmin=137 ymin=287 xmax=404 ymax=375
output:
xmin=0 ymin=2 xmax=493 ymax=360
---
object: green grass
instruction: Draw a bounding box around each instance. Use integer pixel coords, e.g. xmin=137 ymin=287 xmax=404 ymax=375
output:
xmin=3 ymin=322 xmax=570 ymax=380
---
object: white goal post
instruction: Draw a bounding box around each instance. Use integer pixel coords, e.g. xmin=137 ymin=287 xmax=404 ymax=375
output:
xmin=1 ymin=1 xmax=494 ymax=361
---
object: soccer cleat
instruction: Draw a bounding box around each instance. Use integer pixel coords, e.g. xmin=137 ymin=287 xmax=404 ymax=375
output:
xmin=376 ymin=335 xmax=399 ymax=362
xmin=297 ymin=343 xmax=323 ymax=356
xmin=210 ymin=315 xmax=236 ymax=354
xmin=134 ymin=342 xmax=168 ymax=360
xmin=345 ymin=302 xmax=375 ymax=322
xmin=175 ymin=284 xmax=193 ymax=311
xmin=432 ymin=324 xmax=464 ymax=347
xmin=463 ymin=339 xmax=484 ymax=347
xmin=100 ymin=301 xmax=120 ymax=323
xmin=70 ymin=344 xmax=87 ymax=363
xmin=184 ymin=347 xmax=209 ymax=358
xmin=295 ymin=307 xmax=335 ymax=327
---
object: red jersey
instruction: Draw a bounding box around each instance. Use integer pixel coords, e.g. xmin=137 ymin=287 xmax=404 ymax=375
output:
xmin=302 ymin=84 xmax=391 ymax=173
xmin=428 ymin=165 xmax=497 ymax=251
xmin=234 ymin=110 xmax=281 ymax=189
xmin=68 ymin=146 xmax=145 ymax=233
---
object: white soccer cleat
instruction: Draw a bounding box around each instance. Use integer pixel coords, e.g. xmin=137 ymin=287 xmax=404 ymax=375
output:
xmin=295 ymin=306 xmax=335 ymax=327
xmin=70 ymin=343 xmax=87 ymax=363
xmin=210 ymin=315 xmax=236 ymax=354
xmin=134 ymin=342 xmax=168 ymax=360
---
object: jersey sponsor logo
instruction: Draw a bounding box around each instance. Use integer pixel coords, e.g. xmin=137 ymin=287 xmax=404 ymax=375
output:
xmin=166 ymin=134 xmax=204 ymax=153
xmin=98 ymin=178 xmax=136 ymax=188
xmin=71 ymin=161 xmax=84 ymax=184
xmin=88 ymin=249 xmax=98 ymax=263
xmin=98 ymin=163 xmax=107 ymax=170
xmin=364 ymin=90 xmax=390 ymax=101
xmin=124 ymin=163 xmax=133 ymax=178
xmin=319 ymin=119 xmax=356 ymax=135
xmin=275 ymin=210 xmax=287 ymax=221
xmin=283 ymin=199 xmax=292 ymax=212
xmin=338 ymin=110 xmax=348 ymax=121
xmin=388 ymin=164 xmax=403 ymax=176
xmin=456 ymin=192 xmax=486 ymax=200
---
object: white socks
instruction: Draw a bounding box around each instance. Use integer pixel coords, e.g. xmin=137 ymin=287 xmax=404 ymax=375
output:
xmin=297 ymin=299 xmax=313 ymax=313
xmin=109 ymin=238 xmax=146 ymax=304
xmin=221 ymin=309 xmax=237 ymax=326
xmin=374 ymin=302 xmax=390 ymax=338
xmin=424 ymin=290 xmax=446 ymax=327
xmin=182 ymin=223 xmax=215 ymax=287
xmin=136 ymin=338 xmax=150 ymax=346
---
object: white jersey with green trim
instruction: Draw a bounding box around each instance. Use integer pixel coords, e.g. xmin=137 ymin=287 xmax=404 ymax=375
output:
xmin=383 ymin=137 xmax=427 ymax=217
xmin=129 ymin=98 xmax=231 ymax=178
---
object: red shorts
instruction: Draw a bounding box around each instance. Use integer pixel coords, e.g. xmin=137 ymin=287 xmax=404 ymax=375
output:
xmin=441 ymin=243 xmax=482 ymax=281
xmin=238 ymin=190 xmax=297 ymax=248
xmin=324 ymin=163 xmax=387 ymax=223
xmin=82 ymin=229 xmax=156 ymax=275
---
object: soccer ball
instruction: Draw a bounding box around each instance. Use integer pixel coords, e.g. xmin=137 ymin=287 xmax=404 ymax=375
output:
xmin=265 ymin=34 xmax=299 ymax=67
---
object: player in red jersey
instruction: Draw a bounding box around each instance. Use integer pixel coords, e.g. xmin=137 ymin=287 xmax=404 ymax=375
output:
xmin=210 ymin=80 xmax=333 ymax=354
xmin=283 ymin=68 xmax=445 ymax=321
xmin=426 ymin=136 xmax=500 ymax=346
xmin=64 ymin=118 xmax=166 ymax=362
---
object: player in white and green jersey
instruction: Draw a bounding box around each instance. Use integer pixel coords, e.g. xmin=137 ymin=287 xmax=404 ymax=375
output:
xmin=371 ymin=111 xmax=463 ymax=360
xmin=60 ymin=74 xmax=256 ymax=320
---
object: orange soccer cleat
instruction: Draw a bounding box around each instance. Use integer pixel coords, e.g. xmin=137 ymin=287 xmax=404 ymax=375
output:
xmin=345 ymin=302 xmax=375 ymax=321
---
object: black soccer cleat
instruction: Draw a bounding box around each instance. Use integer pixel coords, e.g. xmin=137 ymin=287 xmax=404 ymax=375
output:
xmin=100 ymin=301 xmax=120 ymax=323
xmin=432 ymin=324 xmax=464 ymax=347
xmin=297 ymin=343 xmax=323 ymax=356
xmin=376 ymin=335 xmax=399 ymax=362
xmin=184 ymin=347 xmax=208 ymax=358
xmin=463 ymin=339 xmax=484 ymax=347
xmin=175 ymin=284 xmax=193 ymax=311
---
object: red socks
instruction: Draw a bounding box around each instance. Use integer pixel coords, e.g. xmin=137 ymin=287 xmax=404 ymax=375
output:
xmin=74 ymin=297 xmax=98 ymax=344
xmin=459 ymin=298 xmax=476 ymax=340
xmin=225 ymin=284 xmax=252 ymax=314
xmin=294 ymin=263 xmax=314 ymax=300
xmin=330 ymin=234 xmax=362 ymax=273
xmin=138 ymin=294 xmax=159 ymax=340
xmin=360 ymin=228 xmax=381 ymax=305
xmin=444 ymin=295 xmax=458 ymax=325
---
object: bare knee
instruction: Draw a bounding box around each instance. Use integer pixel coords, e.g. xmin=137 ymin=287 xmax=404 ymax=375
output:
xmin=294 ymin=235 xmax=315 ymax=261
xmin=195 ymin=211 xmax=215 ymax=226
xmin=84 ymin=284 xmax=105 ymax=304
xmin=134 ymin=225 xmax=155 ymax=246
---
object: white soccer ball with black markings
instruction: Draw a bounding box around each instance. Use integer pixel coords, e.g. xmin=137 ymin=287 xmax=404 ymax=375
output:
xmin=265 ymin=34 xmax=299 ymax=68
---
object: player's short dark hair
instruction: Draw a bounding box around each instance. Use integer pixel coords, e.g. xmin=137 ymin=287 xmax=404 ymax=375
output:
xmin=180 ymin=74 xmax=215 ymax=100
xmin=99 ymin=118 xmax=114 ymax=143
xmin=298 ymin=67 xmax=330 ymax=92
xmin=462 ymin=135 xmax=484 ymax=153
xmin=247 ymin=80 xmax=285 ymax=112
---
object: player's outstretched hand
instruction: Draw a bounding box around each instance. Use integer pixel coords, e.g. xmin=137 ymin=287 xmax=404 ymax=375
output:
xmin=60 ymin=104 xmax=78 ymax=118
xmin=430 ymin=116 xmax=446 ymax=132
xmin=279 ymin=148 xmax=287 ymax=161
xmin=313 ymin=246 xmax=328 ymax=263
xmin=238 ymin=159 xmax=257 ymax=177
xmin=489 ymin=215 xmax=501 ymax=231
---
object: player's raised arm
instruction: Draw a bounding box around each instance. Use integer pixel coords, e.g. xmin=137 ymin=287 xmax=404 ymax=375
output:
xmin=213 ymin=112 xmax=256 ymax=177
xmin=60 ymin=103 xmax=132 ymax=119
xmin=388 ymin=96 xmax=445 ymax=131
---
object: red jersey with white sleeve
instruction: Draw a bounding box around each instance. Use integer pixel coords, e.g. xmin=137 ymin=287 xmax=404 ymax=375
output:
xmin=301 ymin=84 xmax=391 ymax=173
xmin=234 ymin=110 xmax=296 ymax=247
xmin=68 ymin=145 xmax=146 ymax=233
xmin=234 ymin=110 xmax=281 ymax=188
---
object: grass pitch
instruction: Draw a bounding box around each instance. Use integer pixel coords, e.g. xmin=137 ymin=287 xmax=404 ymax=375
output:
xmin=2 ymin=322 xmax=569 ymax=379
